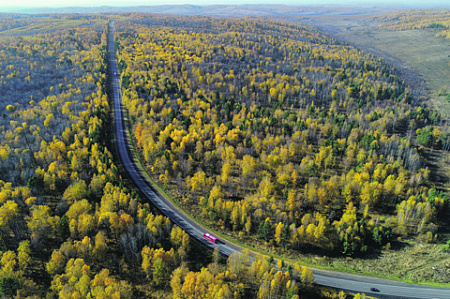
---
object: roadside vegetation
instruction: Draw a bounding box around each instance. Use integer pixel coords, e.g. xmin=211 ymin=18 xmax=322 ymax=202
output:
xmin=0 ymin=14 xmax=357 ymax=299
xmin=0 ymin=14 xmax=187 ymax=298
xmin=115 ymin=13 xmax=450 ymax=284
xmin=0 ymin=9 xmax=447 ymax=298
xmin=290 ymin=8 xmax=450 ymax=286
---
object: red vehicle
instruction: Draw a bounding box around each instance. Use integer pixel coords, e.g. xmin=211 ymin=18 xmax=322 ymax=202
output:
xmin=203 ymin=232 xmax=218 ymax=243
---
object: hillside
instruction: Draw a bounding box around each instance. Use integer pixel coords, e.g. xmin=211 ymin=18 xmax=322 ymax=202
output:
xmin=0 ymin=14 xmax=325 ymax=299
xmin=7 ymin=4 xmax=394 ymax=16
xmin=115 ymin=13 xmax=449 ymax=264
xmin=0 ymin=10 xmax=449 ymax=298
xmin=298 ymin=10 xmax=450 ymax=113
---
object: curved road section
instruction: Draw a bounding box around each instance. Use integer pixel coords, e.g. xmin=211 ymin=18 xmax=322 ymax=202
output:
xmin=108 ymin=22 xmax=450 ymax=299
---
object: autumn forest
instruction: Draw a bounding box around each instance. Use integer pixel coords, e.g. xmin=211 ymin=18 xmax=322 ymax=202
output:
xmin=0 ymin=10 xmax=449 ymax=299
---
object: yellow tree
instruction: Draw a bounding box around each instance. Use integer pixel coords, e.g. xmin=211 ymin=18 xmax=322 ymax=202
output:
xmin=17 ymin=241 xmax=31 ymax=275
xmin=171 ymin=266 xmax=189 ymax=299
xmin=241 ymin=155 xmax=255 ymax=195
xmin=275 ymin=222 xmax=284 ymax=246
xmin=47 ymin=249 xmax=67 ymax=277
xmin=27 ymin=205 xmax=59 ymax=249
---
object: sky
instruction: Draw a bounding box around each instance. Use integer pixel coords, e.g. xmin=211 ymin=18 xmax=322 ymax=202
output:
xmin=0 ymin=0 xmax=448 ymax=9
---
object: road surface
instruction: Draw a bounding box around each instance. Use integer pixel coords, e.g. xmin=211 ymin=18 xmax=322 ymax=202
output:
xmin=108 ymin=21 xmax=450 ymax=299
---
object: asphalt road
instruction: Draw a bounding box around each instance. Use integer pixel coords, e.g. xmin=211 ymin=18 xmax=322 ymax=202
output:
xmin=108 ymin=22 xmax=450 ymax=299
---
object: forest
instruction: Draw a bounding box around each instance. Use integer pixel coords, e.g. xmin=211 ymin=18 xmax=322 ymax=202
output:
xmin=0 ymin=10 xmax=448 ymax=298
xmin=115 ymin=13 xmax=449 ymax=261
xmin=0 ymin=13 xmax=344 ymax=299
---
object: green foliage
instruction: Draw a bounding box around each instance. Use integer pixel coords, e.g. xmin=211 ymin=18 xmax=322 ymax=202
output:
xmin=121 ymin=74 xmax=131 ymax=89
xmin=360 ymin=134 xmax=375 ymax=150
xmin=152 ymin=258 xmax=168 ymax=287
xmin=428 ymin=188 xmax=448 ymax=208
xmin=417 ymin=127 xmax=434 ymax=147
xmin=257 ymin=219 xmax=272 ymax=242
xmin=427 ymin=23 xmax=445 ymax=29
xmin=441 ymin=239 xmax=450 ymax=252
xmin=0 ymin=276 xmax=21 ymax=297
xmin=286 ymin=286 xmax=296 ymax=299
xmin=373 ymin=227 xmax=382 ymax=245
xmin=118 ymin=59 xmax=127 ymax=73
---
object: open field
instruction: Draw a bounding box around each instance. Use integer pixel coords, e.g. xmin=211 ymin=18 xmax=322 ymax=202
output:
xmin=340 ymin=29 xmax=450 ymax=114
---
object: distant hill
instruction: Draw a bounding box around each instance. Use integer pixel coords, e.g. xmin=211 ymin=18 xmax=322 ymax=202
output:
xmin=6 ymin=5 xmax=394 ymax=17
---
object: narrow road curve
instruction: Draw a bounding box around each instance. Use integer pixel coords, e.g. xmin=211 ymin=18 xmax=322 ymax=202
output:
xmin=108 ymin=21 xmax=450 ymax=299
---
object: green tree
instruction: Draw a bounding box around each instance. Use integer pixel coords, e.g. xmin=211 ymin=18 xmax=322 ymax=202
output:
xmin=153 ymin=257 xmax=168 ymax=287
xmin=257 ymin=218 xmax=272 ymax=242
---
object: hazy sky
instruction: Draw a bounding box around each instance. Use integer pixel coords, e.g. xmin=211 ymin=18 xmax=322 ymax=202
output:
xmin=0 ymin=0 xmax=448 ymax=8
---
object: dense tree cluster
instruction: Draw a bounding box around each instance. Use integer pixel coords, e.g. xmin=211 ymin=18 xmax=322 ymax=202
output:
xmin=170 ymin=249 xmax=316 ymax=299
xmin=0 ymin=15 xmax=177 ymax=297
xmin=0 ymin=14 xmax=108 ymax=113
xmin=115 ymin=14 xmax=449 ymax=257
xmin=0 ymin=14 xmax=332 ymax=298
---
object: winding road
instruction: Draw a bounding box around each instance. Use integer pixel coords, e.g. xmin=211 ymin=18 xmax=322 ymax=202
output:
xmin=108 ymin=21 xmax=450 ymax=299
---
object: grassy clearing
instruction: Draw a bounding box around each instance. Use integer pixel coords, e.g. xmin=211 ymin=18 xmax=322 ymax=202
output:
xmin=341 ymin=29 xmax=450 ymax=111
xmin=328 ymin=241 xmax=450 ymax=285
